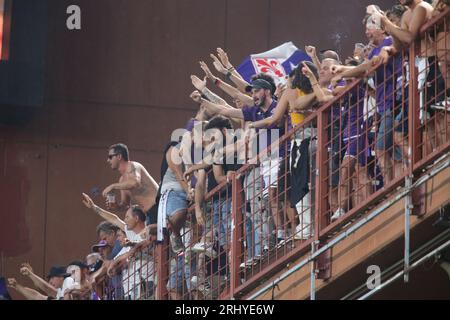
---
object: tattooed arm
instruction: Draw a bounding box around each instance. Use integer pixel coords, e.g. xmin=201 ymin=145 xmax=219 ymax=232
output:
xmin=102 ymin=162 xmax=142 ymax=197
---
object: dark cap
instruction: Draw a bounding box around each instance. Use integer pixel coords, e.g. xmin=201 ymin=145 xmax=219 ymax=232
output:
xmin=68 ymin=260 xmax=89 ymax=270
xmin=91 ymin=240 xmax=109 ymax=253
xmin=47 ymin=266 xmax=70 ymax=279
xmin=245 ymin=79 xmax=273 ymax=93
xmin=88 ymin=260 xmax=103 ymax=274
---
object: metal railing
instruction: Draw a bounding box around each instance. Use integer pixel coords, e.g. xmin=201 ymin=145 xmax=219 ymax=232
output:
xmin=101 ymin=7 xmax=450 ymax=300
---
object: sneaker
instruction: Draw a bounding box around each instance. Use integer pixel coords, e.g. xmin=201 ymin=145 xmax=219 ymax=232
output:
xmin=431 ymin=98 xmax=450 ymax=112
xmin=239 ymin=258 xmax=256 ymax=268
xmin=190 ymin=275 xmax=199 ymax=288
xmin=331 ymin=208 xmax=346 ymax=222
xmin=197 ymin=281 xmax=211 ymax=298
xmin=191 ymin=242 xmax=217 ymax=258
xmin=170 ymin=233 xmax=184 ymax=254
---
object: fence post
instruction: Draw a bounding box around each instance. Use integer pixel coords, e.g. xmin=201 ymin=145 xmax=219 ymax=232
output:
xmin=156 ymin=236 xmax=169 ymax=300
xmin=230 ymin=172 xmax=243 ymax=299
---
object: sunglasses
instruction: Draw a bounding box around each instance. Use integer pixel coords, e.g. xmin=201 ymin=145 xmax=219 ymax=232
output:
xmin=107 ymin=153 xmax=118 ymax=160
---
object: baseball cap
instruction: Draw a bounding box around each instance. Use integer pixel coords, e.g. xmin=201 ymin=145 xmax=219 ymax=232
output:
xmin=366 ymin=14 xmax=382 ymax=30
xmin=47 ymin=266 xmax=70 ymax=279
xmin=67 ymin=260 xmax=89 ymax=270
xmin=91 ymin=240 xmax=109 ymax=253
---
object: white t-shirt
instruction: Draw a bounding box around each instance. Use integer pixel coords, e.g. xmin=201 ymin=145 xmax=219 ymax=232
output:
xmin=124 ymin=226 xmax=144 ymax=243
xmin=122 ymin=226 xmax=154 ymax=299
xmin=56 ymin=277 xmax=75 ymax=299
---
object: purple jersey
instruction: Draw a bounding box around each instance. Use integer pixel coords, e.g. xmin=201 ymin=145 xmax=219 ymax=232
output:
xmin=328 ymin=81 xmax=346 ymax=125
xmin=343 ymin=85 xmax=366 ymax=140
xmin=242 ymin=100 xmax=291 ymax=158
xmin=368 ymin=37 xmax=401 ymax=113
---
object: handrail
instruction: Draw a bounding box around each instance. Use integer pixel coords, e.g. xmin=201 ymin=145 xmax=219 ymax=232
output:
xmin=108 ymin=7 xmax=450 ymax=300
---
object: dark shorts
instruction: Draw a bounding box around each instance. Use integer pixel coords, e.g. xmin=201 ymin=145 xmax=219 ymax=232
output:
xmin=146 ymin=204 xmax=158 ymax=226
xmin=330 ymin=124 xmax=344 ymax=187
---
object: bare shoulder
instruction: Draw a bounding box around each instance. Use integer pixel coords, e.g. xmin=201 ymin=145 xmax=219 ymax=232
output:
xmin=401 ymin=8 xmax=413 ymax=25
xmin=419 ymin=1 xmax=434 ymax=16
xmin=131 ymin=161 xmax=143 ymax=170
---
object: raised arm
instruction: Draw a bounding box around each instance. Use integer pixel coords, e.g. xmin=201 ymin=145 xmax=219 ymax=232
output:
xmin=330 ymin=60 xmax=374 ymax=86
xmin=301 ymin=62 xmax=334 ymax=104
xmin=250 ymin=89 xmax=292 ymax=129
xmin=191 ymin=75 xmax=227 ymax=105
xmin=19 ymin=263 xmax=58 ymax=298
xmin=305 ymin=46 xmax=322 ymax=70
xmin=82 ymin=193 xmax=126 ymax=231
xmin=7 ymin=278 xmax=48 ymax=300
xmin=191 ymin=90 xmax=244 ymax=120
xmin=376 ymin=5 xmax=428 ymax=47
xmin=215 ymin=48 xmax=250 ymax=93
xmin=200 ymin=61 xmax=254 ymax=106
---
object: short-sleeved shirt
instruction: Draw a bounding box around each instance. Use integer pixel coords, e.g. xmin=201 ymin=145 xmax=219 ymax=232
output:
xmin=107 ymin=239 xmax=123 ymax=260
xmin=328 ymin=81 xmax=347 ymax=125
xmin=57 ymin=276 xmax=75 ymax=299
xmin=368 ymin=37 xmax=401 ymax=113
xmin=342 ymin=84 xmax=366 ymax=140
xmin=124 ymin=226 xmax=154 ymax=285
xmin=205 ymin=138 xmax=242 ymax=200
xmin=242 ymin=100 xmax=291 ymax=158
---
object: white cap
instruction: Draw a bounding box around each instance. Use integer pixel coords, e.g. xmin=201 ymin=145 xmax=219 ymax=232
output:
xmin=366 ymin=14 xmax=382 ymax=30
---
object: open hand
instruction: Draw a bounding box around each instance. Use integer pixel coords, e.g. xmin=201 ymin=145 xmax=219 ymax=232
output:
xmin=199 ymin=61 xmax=216 ymax=81
xmin=191 ymin=75 xmax=207 ymax=92
xmin=217 ymin=48 xmax=231 ymax=69
xmin=210 ymin=54 xmax=227 ymax=74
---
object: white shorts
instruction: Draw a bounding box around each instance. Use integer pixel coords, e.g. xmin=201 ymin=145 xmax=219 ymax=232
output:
xmin=260 ymin=157 xmax=281 ymax=198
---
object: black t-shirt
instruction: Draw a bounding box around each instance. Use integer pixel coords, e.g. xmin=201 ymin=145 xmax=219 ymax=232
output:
xmin=209 ymin=152 xmax=242 ymax=200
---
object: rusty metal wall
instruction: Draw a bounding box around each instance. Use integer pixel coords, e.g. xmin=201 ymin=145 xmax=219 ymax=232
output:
xmin=0 ymin=0 xmax=393 ymax=297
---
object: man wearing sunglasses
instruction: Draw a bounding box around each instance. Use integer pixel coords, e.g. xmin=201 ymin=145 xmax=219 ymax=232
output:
xmin=102 ymin=143 xmax=159 ymax=228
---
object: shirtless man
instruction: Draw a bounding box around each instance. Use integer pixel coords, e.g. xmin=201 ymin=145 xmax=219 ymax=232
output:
xmin=102 ymin=143 xmax=159 ymax=223
xmin=370 ymin=2 xmax=450 ymax=152
xmin=368 ymin=1 xmax=433 ymax=53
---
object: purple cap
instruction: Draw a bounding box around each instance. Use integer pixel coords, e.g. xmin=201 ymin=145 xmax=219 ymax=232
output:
xmin=91 ymin=240 xmax=109 ymax=253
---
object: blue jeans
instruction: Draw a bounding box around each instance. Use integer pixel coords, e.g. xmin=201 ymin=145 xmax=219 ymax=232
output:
xmin=245 ymin=212 xmax=262 ymax=258
xmin=376 ymin=110 xmax=402 ymax=161
xmin=213 ymin=198 xmax=232 ymax=248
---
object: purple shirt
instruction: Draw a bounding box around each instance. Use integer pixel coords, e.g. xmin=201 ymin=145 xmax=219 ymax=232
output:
xmin=242 ymin=100 xmax=291 ymax=158
xmin=328 ymin=81 xmax=346 ymax=124
xmin=342 ymin=85 xmax=366 ymax=140
xmin=368 ymin=37 xmax=400 ymax=113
